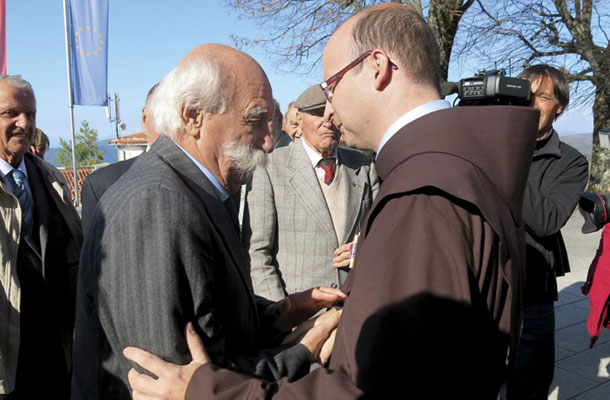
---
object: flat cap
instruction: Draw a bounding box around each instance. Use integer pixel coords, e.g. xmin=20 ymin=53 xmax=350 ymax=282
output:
xmin=294 ymin=84 xmax=326 ymax=112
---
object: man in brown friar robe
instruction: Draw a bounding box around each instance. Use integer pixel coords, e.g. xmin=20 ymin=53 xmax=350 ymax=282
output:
xmin=123 ymin=4 xmax=539 ymax=399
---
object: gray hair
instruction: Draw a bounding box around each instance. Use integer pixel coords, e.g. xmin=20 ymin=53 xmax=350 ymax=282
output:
xmin=285 ymin=101 xmax=296 ymax=116
xmin=271 ymin=99 xmax=282 ymax=124
xmin=149 ymin=54 xmax=228 ymax=139
xmin=145 ymin=82 xmax=160 ymax=106
xmin=0 ymin=74 xmax=35 ymax=98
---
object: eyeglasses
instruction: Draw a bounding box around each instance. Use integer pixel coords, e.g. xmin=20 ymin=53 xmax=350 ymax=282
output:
xmin=320 ymin=50 xmax=398 ymax=102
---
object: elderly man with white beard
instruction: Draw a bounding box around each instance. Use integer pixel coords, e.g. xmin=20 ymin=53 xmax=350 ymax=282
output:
xmin=72 ymin=43 xmax=344 ymax=400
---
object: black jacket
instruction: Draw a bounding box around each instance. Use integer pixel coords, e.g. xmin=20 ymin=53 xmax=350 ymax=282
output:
xmin=522 ymin=129 xmax=589 ymax=304
xmin=80 ymin=157 xmax=137 ymax=235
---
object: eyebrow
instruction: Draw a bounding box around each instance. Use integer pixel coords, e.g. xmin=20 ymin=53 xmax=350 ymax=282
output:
xmin=245 ymin=106 xmax=268 ymax=119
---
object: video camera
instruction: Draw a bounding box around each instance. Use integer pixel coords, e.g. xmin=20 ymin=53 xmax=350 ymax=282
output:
xmin=442 ymin=69 xmax=531 ymax=106
xmin=578 ymin=193 xmax=610 ymax=233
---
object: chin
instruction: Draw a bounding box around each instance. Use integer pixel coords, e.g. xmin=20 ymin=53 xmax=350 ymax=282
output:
xmin=8 ymin=144 xmax=30 ymax=157
xmin=343 ymin=136 xmax=361 ymax=150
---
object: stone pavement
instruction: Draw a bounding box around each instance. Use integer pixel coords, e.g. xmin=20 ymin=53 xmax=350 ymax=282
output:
xmin=543 ymin=210 xmax=610 ymax=399
xmin=542 ymin=211 xmax=609 ymax=399
xmin=501 ymin=210 xmax=610 ymax=400
xmin=500 ymin=211 xmax=610 ymax=400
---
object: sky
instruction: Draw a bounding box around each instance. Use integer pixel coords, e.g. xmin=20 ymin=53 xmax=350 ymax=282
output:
xmin=5 ymin=0 xmax=594 ymax=148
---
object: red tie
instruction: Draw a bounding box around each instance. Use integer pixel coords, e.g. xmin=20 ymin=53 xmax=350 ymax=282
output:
xmin=318 ymin=158 xmax=336 ymax=185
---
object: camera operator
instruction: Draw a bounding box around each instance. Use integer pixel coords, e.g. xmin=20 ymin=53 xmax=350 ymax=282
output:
xmin=507 ymin=65 xmax=589 ymax=400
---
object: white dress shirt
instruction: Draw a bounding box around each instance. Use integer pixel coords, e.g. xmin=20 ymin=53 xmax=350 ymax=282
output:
xmin=301 ymin=137 xmax=339 ymax=182
xmin=174 ymin=142 xmax=229 ymax=202
xmin=377 ymin=99 xmax=451 ymax=157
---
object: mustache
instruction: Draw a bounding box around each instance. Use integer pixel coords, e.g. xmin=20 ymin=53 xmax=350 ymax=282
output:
xmin=222 ymin=141 xmax=267 ymax=175
xmin=11 ymin=129 xmax=30 ymax=136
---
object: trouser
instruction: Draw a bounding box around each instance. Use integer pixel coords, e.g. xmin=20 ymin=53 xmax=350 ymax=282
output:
xmin=507 ymin=302 xmax=555 ymax=400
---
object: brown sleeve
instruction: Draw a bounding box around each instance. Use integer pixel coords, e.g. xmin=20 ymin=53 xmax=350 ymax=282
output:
xmin=186 ymin=363 xmax=363 ymax=400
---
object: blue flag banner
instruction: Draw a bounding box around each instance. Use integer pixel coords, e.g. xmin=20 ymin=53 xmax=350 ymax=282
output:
xmin=69 ymin=0 xmax=108 ymax=106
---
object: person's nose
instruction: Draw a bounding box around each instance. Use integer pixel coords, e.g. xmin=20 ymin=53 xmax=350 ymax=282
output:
xmin=15 ymin=112 xmax=32 ymax=130
xmin=324 ymin=100 xmax=341 ymax=128
xmin=259 ymin=128 xmax=274 ymax=153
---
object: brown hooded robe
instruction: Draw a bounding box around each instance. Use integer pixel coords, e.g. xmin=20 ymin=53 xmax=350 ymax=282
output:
xmin=185 ymin=106 xmax=539 ymax=399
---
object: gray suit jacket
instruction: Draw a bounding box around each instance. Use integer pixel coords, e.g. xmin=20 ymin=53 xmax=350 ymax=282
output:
xmin=72 ymin=136 xmax=310 ymax=400
xmin=246 ymin=141 xmax=379 ymax=301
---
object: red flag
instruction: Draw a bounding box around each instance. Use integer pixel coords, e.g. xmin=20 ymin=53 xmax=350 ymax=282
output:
xmin=0 ymin=0 xmax=5 ymax=74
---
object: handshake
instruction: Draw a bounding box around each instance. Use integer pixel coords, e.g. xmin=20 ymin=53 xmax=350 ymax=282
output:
xmin=123 ymin=286 xmax=346 ymax=399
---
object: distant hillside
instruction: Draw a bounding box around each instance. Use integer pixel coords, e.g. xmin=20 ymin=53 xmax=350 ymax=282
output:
xmin=560 ymin=132 xmax=592 ymax=160
xmin=46 ymin=138 xmax=118 ymax=167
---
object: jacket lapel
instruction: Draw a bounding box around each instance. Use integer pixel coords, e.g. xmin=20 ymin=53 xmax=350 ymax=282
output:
xmin=26 ymin=153 xmax=83 ymax=271
xmin=23 ymin=157 xmax=44 ymax=260
xmin=153 ymin=137 xmax=258 ymax=313
xmin=338 ymin=149 xmax=366 ymax=244
xmin=287 ymin=141 xmax=338 ymax=246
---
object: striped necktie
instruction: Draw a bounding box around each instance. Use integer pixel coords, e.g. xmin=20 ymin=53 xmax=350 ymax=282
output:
xmin=318 ymin=158 xmax=336 ymax=185
xmin=9 ymin=169 xmax=34 ymax=236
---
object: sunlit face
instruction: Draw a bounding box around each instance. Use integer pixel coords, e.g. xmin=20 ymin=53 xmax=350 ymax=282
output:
xmin=530 ymin=76 xmax=563 ymax=140
xmin=322 ymin=21 xmax=369 ymax=151
xmin=206 ymin=69 xmax=274 ymax=192
xmin=0 ymin=82 xmax=36 ymax=166
xmin=285 ymin=105 xmax=301 ymax=140
xmin=299 ymin=106 xmax=340 ymax=157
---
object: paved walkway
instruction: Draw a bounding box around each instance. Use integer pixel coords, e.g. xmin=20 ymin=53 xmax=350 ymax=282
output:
xmin=543 ymin=211 xmax=609 ymax=399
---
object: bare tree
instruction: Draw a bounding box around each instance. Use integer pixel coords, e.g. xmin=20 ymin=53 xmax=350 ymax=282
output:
xmin=462 ymin=0 xmax=610 ymax=190
xmin=224 ymin=0 xmax=474 ymax=81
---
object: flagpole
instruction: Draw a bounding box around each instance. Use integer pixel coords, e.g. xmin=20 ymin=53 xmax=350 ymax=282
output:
xmin=62 ymin=0 xmax=80 ymax=207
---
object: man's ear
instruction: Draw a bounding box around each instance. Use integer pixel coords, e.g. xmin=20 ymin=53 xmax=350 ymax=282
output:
xmin=296 ymin=110 xmax=303 ymax=127
xmin=555 ymin=104 xmax=564 ymax=119
xmin=181 ymin=106 xmax=204 ymax=137
xmin=371 ymin=50 xmax=393 ymax=91
xmin=141 ymin=106 xmax=148 ymax=127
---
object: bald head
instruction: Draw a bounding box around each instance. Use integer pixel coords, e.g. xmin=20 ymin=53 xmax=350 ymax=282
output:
xmin=149 ymin=43 xmax=272 ymax=140
xmin=183 ymin=44 xmax=271 ymax=111
xmin=322 ymin=4 xmax=442 ymax=152
xmin=147 ymin=43 xmax=274 ymax=194
xmin=330 ymin=4 xmax=440 ymax=91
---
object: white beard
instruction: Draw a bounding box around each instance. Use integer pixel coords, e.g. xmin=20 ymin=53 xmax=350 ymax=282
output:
xmin=222 ymin=140 xmax=267 ymax=176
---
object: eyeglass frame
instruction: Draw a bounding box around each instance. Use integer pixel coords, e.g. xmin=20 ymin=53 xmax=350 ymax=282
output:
xmin=320 ymin=50 xmax=398 ymax=102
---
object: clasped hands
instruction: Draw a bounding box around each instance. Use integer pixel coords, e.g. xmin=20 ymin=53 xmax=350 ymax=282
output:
xmin=123 ymin=286 xmax=345 ymax=400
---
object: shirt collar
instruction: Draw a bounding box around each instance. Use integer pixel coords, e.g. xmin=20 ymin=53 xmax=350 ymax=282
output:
xmin=0 ymin=156 xmax=27 ymax=180
xmin=174 ymin=141 xmax=229 ymax=202
xmin=377 ymin=99 xmax=451 ymax=158
xmin=301 ymin=137 xmax=338 ymax=168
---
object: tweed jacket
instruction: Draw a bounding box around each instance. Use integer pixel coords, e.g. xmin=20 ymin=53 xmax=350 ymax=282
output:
xmin=246 ymin=140 xmax=379 ymax=301
xmin=0 ymin=153 xmax=82 ymax=395
xmin=72 ymin=136 xmax=310 ymax=399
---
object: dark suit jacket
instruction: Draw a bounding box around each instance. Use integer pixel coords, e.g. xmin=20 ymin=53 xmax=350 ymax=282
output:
xmin=184 ymin=106 xmax=540 ymax=399
xmin=80 ymin=157 xmax=136 ymax=235
xmin=71 ymin=136 xmax=310 ymax=400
